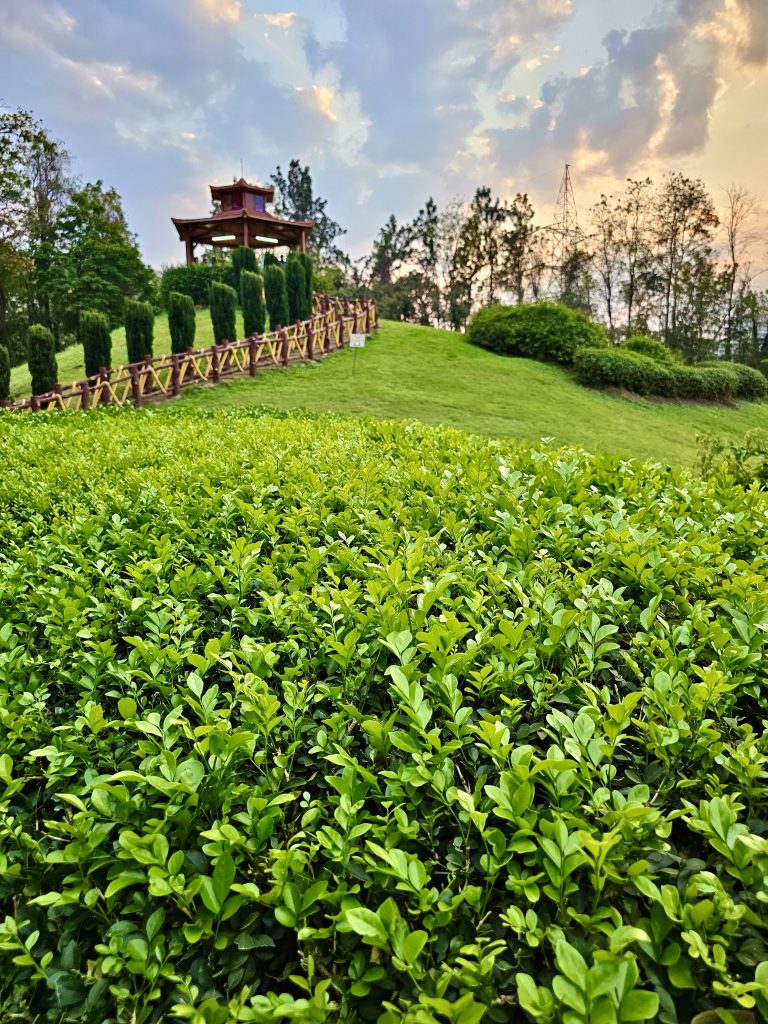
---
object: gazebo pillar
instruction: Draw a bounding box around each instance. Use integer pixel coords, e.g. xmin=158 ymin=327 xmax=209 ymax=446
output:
xmin=184 ymin=232 xmax=194 ymax=265
xmin=243 ymin=218 xmax=249 ymax=249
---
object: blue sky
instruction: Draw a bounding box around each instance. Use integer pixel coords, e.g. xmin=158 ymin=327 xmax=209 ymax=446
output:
xmin=1 ymin=0 xmax=766 ymax=269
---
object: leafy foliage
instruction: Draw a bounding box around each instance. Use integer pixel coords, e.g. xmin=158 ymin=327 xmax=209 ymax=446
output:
xmin=575 ymin=348 xmax=766 ymax=403
xmin=232 ymin=247 xmax=257 ymax=297
xmin=124 ymin=299 xmax=154 ymax=364
xmin=467 ymin=302 xmax=605 ymax=365
xmin=80 ymin=309 xmax=111 ymax=376
xmin=168 ymin=292 xmax=196 ymax=354
xmin=209 ymin=282 xmax=237 ymax=345
xmin=299 ymin=252 xmax=313 ymax=312
xmin=0 ymin=342 xmax=9 ymax=400
xmin=623 ymin=335 xmax=678 ymax=364
xmin=697 ymin=429 xmax=768 ymax=488
xmin=286 ymin=256 xmax=307 ymax=323
xmin=265 ymin=264 xmax=290 ymax=329
xmin=270 ymin=159 xmax=346 ymax=264
xmin=27 ymin=323 xmax=58 ymax=394
xmin=240 ymin=270 xmax=266 ymax=337
xmin=159 ymin=264 xmax=236 ymax=309
xmin=1 ymin=409 xmax=768 ymax=1022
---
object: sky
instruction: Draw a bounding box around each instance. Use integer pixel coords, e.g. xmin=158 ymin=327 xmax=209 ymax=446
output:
xmin=0 ymin=0 xmax=766 ymax=273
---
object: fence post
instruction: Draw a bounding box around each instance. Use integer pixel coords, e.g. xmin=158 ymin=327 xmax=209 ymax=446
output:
xmin=130 ymin=365 xmax=142 ymax=406
xmin=307 ymin=320 xmax=314 ymax=361
xmin=325 ymin=312 xmax=332 ymax=354
xmin=280 ymin=328 xmax=289 ymax=367
xmin=171 ymin=353 xmax=181 ymax=396
xmin=80 ymin=379 xmax=90 ymax=410
xmin=249 ymin=334 xmax=258 ymax=376
xmin=211 ymin=346 xmax=220 ymax=383
xmin=30 ymin=394 xmax=40 ymax=412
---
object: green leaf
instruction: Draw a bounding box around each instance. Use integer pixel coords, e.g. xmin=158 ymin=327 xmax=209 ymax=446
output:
xmin=343 ymin=908 xmax=389 ymax=948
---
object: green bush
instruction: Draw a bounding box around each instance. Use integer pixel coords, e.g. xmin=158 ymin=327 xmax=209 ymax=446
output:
xmin=159 ymin=263 xmax=235 ymax=309
xmin=232 ymin=246 xmax=257 ymax=296
xmin=265 ymin=264 xmax=290 ymax=329
xmin=124 ymin=299 xmax=154 ymax=364
xmin=286 ymin=257 xmax=307 ymax=322
xmin=28 ymin=324 xmax=59 ymax=396
xmin=2 ymin=410 xmax=768 ymax=1020
xmin=699 ymin=360 xmax=768 ymax=401
xmin=623 ymin=334 xmax=677 ymax=364
xmin=263 ymin=251 xmax=279 ymax=270
xmin=299 ymin=252 xmax=313 ymax=313
xmin=80 ymin=310 xmax=111 ymax=376
xmin=698 ymin=428 xmax=768 ymax=488
xmin=168 ymin=292 xmax=196 ymax=354
xmin=209 ymin=282 xmax=238 ymax=345
xmin=759 ymin=358 xmax=768 ymax=379
xmin=0 ymin=343 xmax=10 ymax=401
xmin=240 ymin=270 xmax=266 ymax=336
xmin=467 ymin=301 xmax=604 ymax=365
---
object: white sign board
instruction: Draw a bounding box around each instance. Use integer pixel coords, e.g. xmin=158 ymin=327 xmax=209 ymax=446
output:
xmin=350 ymin=333 xmax=366 ymax=349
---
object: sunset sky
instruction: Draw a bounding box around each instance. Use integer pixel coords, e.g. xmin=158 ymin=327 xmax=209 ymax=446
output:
xmin=1 ymin=0 xmax=766 ymax=274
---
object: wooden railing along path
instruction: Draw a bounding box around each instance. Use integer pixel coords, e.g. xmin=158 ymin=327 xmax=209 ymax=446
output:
xmin=3 ymin=294 xmax=378 ymax=414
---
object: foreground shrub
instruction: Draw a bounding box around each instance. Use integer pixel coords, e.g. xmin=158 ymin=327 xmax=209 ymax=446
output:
xmin=286 ymin=256 xmax=308 ymax=322
xmin=240 ymin=270 xmax=266 ymax=336
xmin=80 ymin=310 xmax=111 ymax=375
xmin=467 ymin=301 xmax=604 ymax=364
xmin=124 ymin=299 xmax=154 ymax=363
xmin=265 ymin=264 xmax=290 ymax=329
xmin=698 ymin=428 xmax=768 ymax=488
xmin=1 ymin=411 xmax=768 ymax=1020
xmin=168 ymin=291 xmax=196 ymax=353
xmin=0 ymin=343 xmax=10 ymax=400
xmin=623 ymin=334 xmax=677 ymax=363
xmin=232 ymin=246 xmax=257 ymax=295
xmin=27 ymin=324 xmax=59 ymax=395
xmin=209 ymin=281 xmax=237 ymax=344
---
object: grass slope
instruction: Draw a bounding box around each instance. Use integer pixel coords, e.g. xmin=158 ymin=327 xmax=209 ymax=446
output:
xmin=179 ymin=320 xmax=768 ymax=464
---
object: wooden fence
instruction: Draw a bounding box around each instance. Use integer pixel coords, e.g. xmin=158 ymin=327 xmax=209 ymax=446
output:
xmin=2 ymin=295 xmax=378 ymax=414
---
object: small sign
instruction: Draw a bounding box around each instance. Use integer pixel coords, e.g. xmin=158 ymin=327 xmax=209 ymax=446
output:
xmin=350 ymin=333 xmax=366 ymax=349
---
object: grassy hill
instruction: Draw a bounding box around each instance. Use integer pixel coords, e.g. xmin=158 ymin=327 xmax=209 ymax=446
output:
xmin=10 ymin=315 xmax=768 ymax=463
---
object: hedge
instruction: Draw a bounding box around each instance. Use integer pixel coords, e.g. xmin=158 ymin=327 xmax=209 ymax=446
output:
xmin=0 ymin=343 xmax=11 ymax=401
xmin=168 ymin=292 xmax=196 ymax=354
xmin=265 ymin=264 xmax=290 ymax=329
xmin=232 ymin=246 xmax=257 ymax=296
xmin=80 ymin=310 xmax=112 ymax=376
xmin=28 ymin=324 xmax=59 ymax=395
xmin=622 ymin=334 xmax=677 ymax=364
xmin=573 ymin=347 xmax=766 ymax=403
xmin=124 ymin=299 xmax=154 ymax=364
xmin=241 ymin=270 xmax=266 ymax=336
xmin=467 ymin=301 xmax=605 ymax=365
xmin=159 ymin=263 xmax=236 ymax=309
xmin=299 ymin=252 xmax=313 ymax=313
xmin=209 ymin=282 xmax=237 ymax=345
xmin=699 ymin=360 xmax=768 ymax=401
xmin=286 ymin=257 xmax=308 ymax=323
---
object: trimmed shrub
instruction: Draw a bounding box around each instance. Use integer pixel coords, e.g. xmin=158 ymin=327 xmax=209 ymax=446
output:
xmin=168 ymin=292 xmax=196 ymax=354
xmin=232 ymin=246 xmax=257 ymax=296
xmin=124 ymin=299 xmax=154 ymax=364
xmin=467 ymin=301 xmax=605 ymax=365
xmin=159 ymin=263 xmax=235 ymax=308
xmin=623 ymin=334 xmax=677 ymax=364
xmin=0 ymin=344 xmax=10 ymax=401
xmin=28 ymin=324 xmax=59 ymax=395
xmin=240 ymin=270 xmax=266 ymax=336
xmin=209 ymin=282 xmax=237 ymax=344
xmin=265 ymin=264 xmax=290 ymax=329
xmin=263 ymin=251 xmax=279 ymax=270
xmin=80 ymin=311 xmax=111 ymax=376
xmin=699 ymin=360 xmax=768 ymax=401
xmin=286 ymin=257 xmax=307 ymax=322
xmin=759 ymin=358 xmax=768 ymax=379
xmin=299 ymin=252 xmax=313 ymax=313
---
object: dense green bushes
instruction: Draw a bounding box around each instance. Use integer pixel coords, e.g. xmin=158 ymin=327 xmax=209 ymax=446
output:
xmin=241 ymin=270 xmax=266 ymax=336
xmin=467 ymin=301 xmax=605 ymax=364
xmin=622 ymin=334 xmax=678 ymax=364
xmin=209 ymin=282 xmax=237 ymax=344
xmin=159 ymin=263 xmax=235 ymax=308
xmin=575 ymin=347 xmax=767 ymax=402
xmin=265 ymin=264 xmax=290 ymax=328
xmin=80 ymin=310 xmax=112 ymax=375
xmin=286 ymin=256 xmax=308 ymax=322
xmin=124 ymin=299 xmax=154 ymax=363
xmin=698 ymin=428 xmax=768 ymax=488
xmin=168 ymin=291 xmax=196 ymax=353
xmin=1 ymin=410 xmax=768 ymax=1021
xmin=299 ymin=251 xmax=313 ymax=311
xmin=27 ymin=324 xmax=59 ymax=394
xmin=232 ymin=246 xmax=257 ymax=294
xmin=0 ymin=344 xmax=9 ymax=401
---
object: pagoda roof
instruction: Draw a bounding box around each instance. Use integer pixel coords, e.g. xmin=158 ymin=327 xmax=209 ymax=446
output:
xmin=171 ymin=206 xmax=314 ymax=250
xmin=210 ymin=178 xmax=275 ymax=200
xmin=172 ymin=208 xmax=314 ymax=232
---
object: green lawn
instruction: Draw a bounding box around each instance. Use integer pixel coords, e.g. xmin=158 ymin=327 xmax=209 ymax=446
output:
xmin=11 ymin=315 xmax=768 ymax=463
xmin=177 ymin=319 xmax=768 ymax=464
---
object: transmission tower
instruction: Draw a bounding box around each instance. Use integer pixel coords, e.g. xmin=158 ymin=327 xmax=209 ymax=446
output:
xmin=550 ymin=163 xmax=586 ymax=302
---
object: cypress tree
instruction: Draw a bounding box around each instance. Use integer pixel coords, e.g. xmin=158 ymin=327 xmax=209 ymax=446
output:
xmin=299 ymin=252 xmax=313 ymax=315
xmin=209 ymin=282 xmax=237 ymax=344
xmin=286 ymin=258 xmax=307 ymax=323
xmin=168 ymin=292 xmax=196 ymax=353
xmin=28 ymin=324 xmax=58 ymax=395
xmin=241 ymin=270 xmax=266 ymax=336
xmin=264 ymin=265 xmax=290 ymax=330
xmin=125 ymin=299 xmax=154 ymax=363
xmin=232 ymin=246 xmax=257 ymax=296
xmin=81 ymin=311 xmax=111 ymax=376
xmin=263 ymin=251 xmax=279 ymax=270
xmin=0 ymin=344 xmax=10 ymax=401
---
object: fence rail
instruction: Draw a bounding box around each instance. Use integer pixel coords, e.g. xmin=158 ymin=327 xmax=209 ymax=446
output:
xmin=2 ymin=294 xmax=378 ymax=414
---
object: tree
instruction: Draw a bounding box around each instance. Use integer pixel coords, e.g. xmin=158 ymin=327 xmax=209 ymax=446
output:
xmin=721 ymin=185 xmax=762 ymax=360
xmin=411 ymin=197 xmax=441 ymax=324
xmin=270 ymin=160 xmax=346 ymax=264
xmin=124 ymin=299 xmax=154 ymax=363
xmin=264 ymin=265 xmax=290 ymax=329
xmin=367 ymin=215 xmax=412 ymax=285
xmin=168 ymin=292 xmax=196 ymax=353
xmin=240 ymin=271 xmax=266 ymax=336
xmin=209 ymin=282 xmax=237 ymax=344
xmin=286 ymin=257 xmax=307 ymax=322
xmin=501 ymin=193 xmax=536 ymax=306
xmin=299 ymin=252 xmax=313 ymax=313
xmin=80 ymin=310 xmax=111 ymax=375
xmin=27 ymin=323 xmax=58 ymax=394
xmin=589 ymin=194 xmax=623 ymax=336
xmin=232 ymin=246 xmax=257 ymax=296
xmin=0 ymin=343 xmax=10 ymax=400
xmin=616 ymin=179 xmax=655 ymax=336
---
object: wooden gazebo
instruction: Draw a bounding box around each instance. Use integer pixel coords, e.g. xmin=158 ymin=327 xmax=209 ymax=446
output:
xmin=172 ymin=178 xmax=314 ymax=263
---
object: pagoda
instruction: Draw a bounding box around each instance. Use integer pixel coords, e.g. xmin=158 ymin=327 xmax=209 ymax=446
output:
xmin=172 ymin=178 xmax=314 ymax=263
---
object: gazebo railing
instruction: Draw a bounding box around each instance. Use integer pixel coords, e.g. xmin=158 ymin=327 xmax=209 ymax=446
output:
xmin=2 ymin=295 xmax=378 ymax=414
